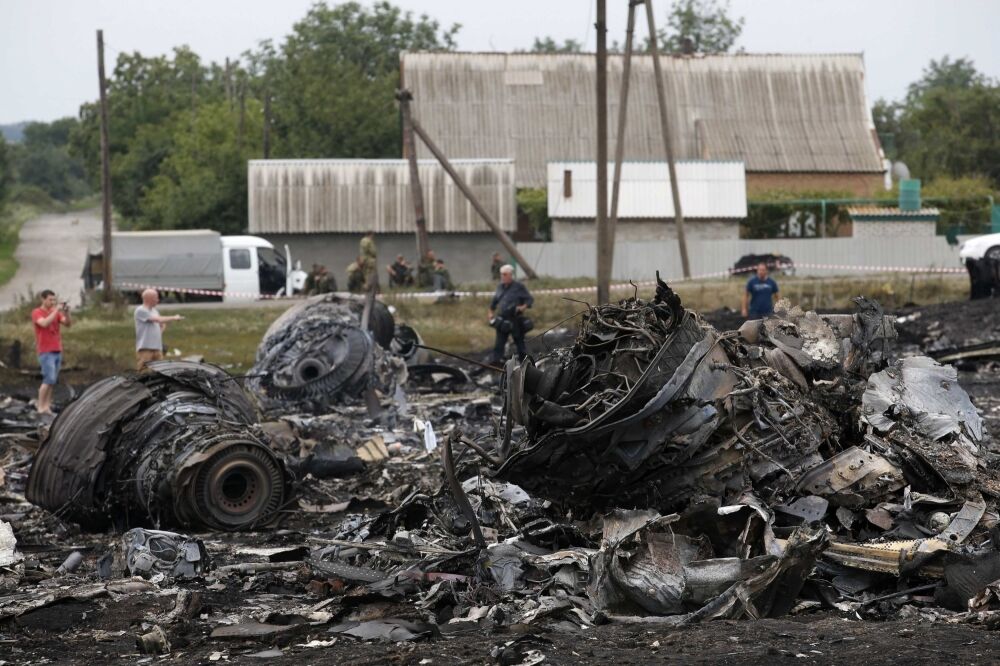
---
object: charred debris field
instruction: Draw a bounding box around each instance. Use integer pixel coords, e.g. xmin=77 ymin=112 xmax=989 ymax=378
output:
xmin=2 ymin=284 xmax=1000 ymax=664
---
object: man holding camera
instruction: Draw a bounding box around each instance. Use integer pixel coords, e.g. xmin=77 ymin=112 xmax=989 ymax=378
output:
xmin=31 ymin=290 xmax=72 ymax=415
xmin=488 ymin=264 xmax=533 ymax=365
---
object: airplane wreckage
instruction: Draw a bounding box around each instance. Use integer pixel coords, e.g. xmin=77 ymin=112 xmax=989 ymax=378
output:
xmin=11 ymin=282 xmax=1000 ymax=642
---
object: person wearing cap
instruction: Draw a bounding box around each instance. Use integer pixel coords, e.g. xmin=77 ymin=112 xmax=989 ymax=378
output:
xmin=488 ymin=264 xmax=533 ymax=364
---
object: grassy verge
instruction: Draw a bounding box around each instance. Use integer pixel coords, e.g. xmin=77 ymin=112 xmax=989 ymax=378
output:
xmin=0 ymin=272 xmax=968 ymax=387
xmin=0 ymin=302 xmax=283 ymax=385
xmin=0 ymin=193 xmax=100 ymax=289
xmin=385 ymin=272 xmax=969 ymax=355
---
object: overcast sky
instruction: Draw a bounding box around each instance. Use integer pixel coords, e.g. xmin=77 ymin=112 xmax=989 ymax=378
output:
xmin=2 ymin=0 xmax=999 ymax=124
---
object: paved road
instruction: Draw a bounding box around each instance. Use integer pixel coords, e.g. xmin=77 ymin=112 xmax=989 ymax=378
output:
xmin=0 ymin=209 xmax=101 ymax=310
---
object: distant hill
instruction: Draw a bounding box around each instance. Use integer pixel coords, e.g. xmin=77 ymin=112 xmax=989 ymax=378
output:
xmin=0 ymin=122 xmax=29 ymax=143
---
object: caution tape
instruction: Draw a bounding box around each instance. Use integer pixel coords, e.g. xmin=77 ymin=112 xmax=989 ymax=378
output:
xmin=121 ymin=262 xmax=966 ymax=303
xmin=120 ymin=282 xmax=294 ymax=300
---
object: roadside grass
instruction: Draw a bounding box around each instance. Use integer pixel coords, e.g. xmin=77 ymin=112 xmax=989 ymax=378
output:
xmin=0 ymin=272 xmax=969 ymax=387
xmin=0 ymin=303 xmax=283 ymax=383
xmin=0 ymin=193 xmax=101 ymax=289
xmin=384 ymin=272 xmax=969 ymax=355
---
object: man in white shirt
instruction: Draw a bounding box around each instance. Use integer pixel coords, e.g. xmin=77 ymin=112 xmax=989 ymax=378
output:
xmin=134 ymin=289 xmax=183 ymax=371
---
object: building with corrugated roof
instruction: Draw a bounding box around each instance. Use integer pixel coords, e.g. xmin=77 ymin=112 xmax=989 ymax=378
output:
xmin=846 ymin=205 xmax=940 ymax=238
xmin=547 ymin=160 xmax=747 ymax=242
xmin=401 ymin=52 xmax=887 ymax=196
xmin=248 ymin=159 xmax=517 ymax=284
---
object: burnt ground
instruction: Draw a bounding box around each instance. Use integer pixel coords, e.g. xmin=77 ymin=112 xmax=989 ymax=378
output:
xmin=4 ymin=298 xmax=1000 ymax=665
xmin=4 ymin=606 xmax=1000 ymax=665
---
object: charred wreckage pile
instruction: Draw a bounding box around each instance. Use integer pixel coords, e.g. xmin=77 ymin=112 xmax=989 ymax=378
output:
xmin=4 ymin=285 xmax=1000 ymax=658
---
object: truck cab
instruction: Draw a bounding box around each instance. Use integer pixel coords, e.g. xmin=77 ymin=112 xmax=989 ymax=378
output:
xmin=221 ymin=236 xmax=290 ymax=301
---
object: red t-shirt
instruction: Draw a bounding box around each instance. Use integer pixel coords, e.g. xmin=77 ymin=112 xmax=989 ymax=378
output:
xmin=32 ymin=307 xmax=65 ymax=354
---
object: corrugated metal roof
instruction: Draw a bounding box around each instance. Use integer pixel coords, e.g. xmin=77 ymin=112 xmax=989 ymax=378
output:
xmin=401 ymin=52 xmax=885 ymax=187
xmin=548 ymin=160 xmax=746 ymax=219
xmin=847 ymin=205 xmax=940 ymax=219
xmin=248 ymin=159 xmax=515 ymax=234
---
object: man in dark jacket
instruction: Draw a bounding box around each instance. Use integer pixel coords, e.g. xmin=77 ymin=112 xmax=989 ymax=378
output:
xmin=488 ymin=264 xmax=533 ymax=364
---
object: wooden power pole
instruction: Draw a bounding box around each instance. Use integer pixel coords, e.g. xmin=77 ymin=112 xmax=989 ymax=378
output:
xmin=97 ymin=29 xmax=113 ymax=302
xmin=609 ymin=1 xmax=638 ymax=264
xmin=396 ymin=89 xmax=430 ymax=262
xmin=595 ymin=0 xmax=610 ymax=304
xmin=404 ymin=102 xmax=538 ymax=279
xmin=645 ymin=0 xmax=691 ymax=278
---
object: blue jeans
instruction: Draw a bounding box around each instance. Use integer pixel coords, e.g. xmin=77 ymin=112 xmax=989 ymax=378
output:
xmin=39 ymin=351 xmax=62 ymax=385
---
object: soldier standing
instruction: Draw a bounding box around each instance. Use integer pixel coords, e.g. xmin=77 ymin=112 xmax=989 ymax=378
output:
xmin=359 ymin=231 xmax=378 ymax=291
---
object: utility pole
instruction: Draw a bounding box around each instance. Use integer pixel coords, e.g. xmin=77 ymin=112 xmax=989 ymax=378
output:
xmin=97 ymin=29 xmax=113 ymax=302
xmin=645 ymin=0 xmax=691 ymax=278
xmin=608 ymin=1 xmax=639 ymax=291
xmin=406 ymin=104 xmax=538 ymax=279
xmin=595 ymin=0 xmax=610 ymax=304
xmin=396 ymin=89 xmax=430 ymax=262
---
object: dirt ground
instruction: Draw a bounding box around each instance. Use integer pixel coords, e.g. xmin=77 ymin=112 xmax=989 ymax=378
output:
xmin=3 ymin=603 xmax=999 ymax=665
xmin=4 ymin=297 xmax=1000 ymax=665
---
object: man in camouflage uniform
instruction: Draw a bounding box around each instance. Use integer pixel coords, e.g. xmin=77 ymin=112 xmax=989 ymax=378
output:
xmin=359 ymin=231 xmax=378 ymax=291
xmin=346 ymin=257 xmax=364 ymax=293
xmin=417 ymin=249 xmax=436 ymax=288
xmin=432 ymin=258 xmax=454 ymax=291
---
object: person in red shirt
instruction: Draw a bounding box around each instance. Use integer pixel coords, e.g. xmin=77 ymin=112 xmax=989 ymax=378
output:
xmin=31 ymin=290 xmax=72 ymax=415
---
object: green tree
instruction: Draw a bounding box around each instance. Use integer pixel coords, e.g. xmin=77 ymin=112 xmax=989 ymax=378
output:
xmin=0 ymin=136 xmax=10 ymax=210
xmin=71 ymin=47 xmax=223 ymax=216
xmin=874 ymin=57 xmax=1000 ymax=187
xmin=528 ymin=37 xmax=584 ymax=53
xmin=923 ymin=175 xmax=997 ymax=235
xmin=905 ymin=56 xmax=986 ymax=104
xmin=263 ymin=1 xmax=459 ymax=158
xmin=138 ymin=100 xmax=263 ymax=234
xmin=651 ymin=0 xmax=744 ymax=54
xmin=13 ymin=117 xmax=90 ymax=202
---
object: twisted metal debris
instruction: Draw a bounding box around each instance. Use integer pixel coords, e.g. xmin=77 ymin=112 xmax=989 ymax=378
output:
xmin=26 ymin=361 xmax=291 ymax=531
xmin=248 ymin=294 xmax=405 ymax=414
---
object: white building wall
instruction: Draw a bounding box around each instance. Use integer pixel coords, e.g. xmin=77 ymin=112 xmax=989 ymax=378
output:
xmin=516 ymin=237 xmax=961 ymax=281
xmin=853 ymin=220 xmax=936 ymax=238
xmin=547 ymin=161 xmax=747 ymax=220
xmin=552 ymin=218 xmax=739 ymax=242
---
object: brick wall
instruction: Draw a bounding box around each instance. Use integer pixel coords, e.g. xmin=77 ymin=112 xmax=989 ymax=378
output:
xmin=747 ymin=172 xmax=886 ymax=197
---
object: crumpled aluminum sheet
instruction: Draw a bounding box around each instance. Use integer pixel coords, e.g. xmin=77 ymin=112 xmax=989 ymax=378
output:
xmin=863 ymin=356 xmax=984 ymax=443
xmin=120 ymin=528 xmax=208 ymax=580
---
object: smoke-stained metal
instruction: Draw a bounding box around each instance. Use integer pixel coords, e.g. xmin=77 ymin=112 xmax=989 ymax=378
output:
xmin=485 ymin=275 xmax=902 ymax=513
xmin=26 ymin=361 xmax=291 ymax=532
xmin=248 ymin=294 xmax=404 ymax=414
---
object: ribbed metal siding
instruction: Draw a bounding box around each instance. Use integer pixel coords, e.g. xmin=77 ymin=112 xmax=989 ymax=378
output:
xmin=248 ymin=159 xmax=516 ymax=234
xmin=547 ymin=160 xmax=746 ymax=219
xmin=402 ymin=52 xmax=885 ymax=187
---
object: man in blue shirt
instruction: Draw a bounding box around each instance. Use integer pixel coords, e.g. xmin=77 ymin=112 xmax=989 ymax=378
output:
xmin=742 ymin=262 xmax=779 ymax=319
xmin=488 ymin=264 xmax=533 ymax=364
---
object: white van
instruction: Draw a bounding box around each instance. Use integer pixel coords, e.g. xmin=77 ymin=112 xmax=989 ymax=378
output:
xmin=84 ymin=230 xmax=307 ymax=302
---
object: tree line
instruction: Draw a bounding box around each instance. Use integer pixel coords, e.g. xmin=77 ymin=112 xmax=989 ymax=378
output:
xmin=1 ymin=0 xmax=997 ymax=238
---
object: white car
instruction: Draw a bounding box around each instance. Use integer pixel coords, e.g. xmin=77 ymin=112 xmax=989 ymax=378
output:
xmin=959 ymin=232 xmax=1000 ymax=263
